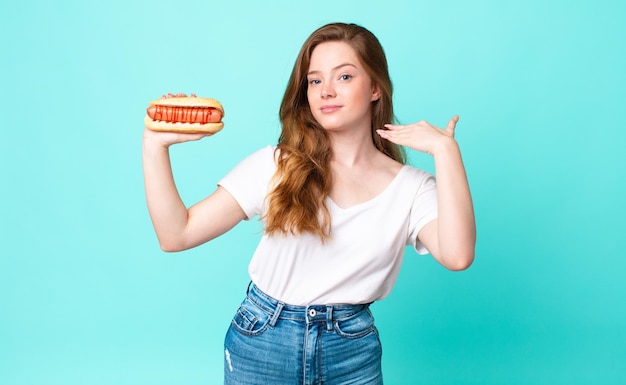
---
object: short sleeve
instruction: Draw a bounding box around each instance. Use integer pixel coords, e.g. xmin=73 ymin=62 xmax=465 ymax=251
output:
xmin=218 ymin=145 xmax=277 ymax=220
xmin=407 ymin=171 xmax=438 ymax=255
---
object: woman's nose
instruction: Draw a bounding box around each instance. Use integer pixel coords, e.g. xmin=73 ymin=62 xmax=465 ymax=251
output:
xmin=321 ymin=83 xmax=335 ymax=98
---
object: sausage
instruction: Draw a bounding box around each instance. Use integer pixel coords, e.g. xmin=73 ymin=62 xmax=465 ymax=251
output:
xmin=146 ymin=105 xmax=223 ymax=124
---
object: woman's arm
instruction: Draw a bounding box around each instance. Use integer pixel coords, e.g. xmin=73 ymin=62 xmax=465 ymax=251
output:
xmin=142 ymin=128 xmax=246 ymax=252
xmin=376 ymin=116 xmax=476 ymax=270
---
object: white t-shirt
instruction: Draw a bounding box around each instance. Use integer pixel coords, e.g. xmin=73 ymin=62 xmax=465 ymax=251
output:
xmin=218 ymin=145 xmax=438 ymax=306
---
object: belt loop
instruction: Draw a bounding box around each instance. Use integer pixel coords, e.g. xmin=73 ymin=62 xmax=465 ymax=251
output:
xmin=269 ymin=302 xmax=284 ymax=327
xmin=326 ymin=305 xmax=333 ymax=331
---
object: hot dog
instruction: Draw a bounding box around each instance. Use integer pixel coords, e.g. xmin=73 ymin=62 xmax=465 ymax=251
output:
xmin=144 ymin=93 xmax=225 ymax=134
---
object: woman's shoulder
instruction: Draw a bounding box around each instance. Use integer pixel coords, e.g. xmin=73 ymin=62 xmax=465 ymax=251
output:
xmin=391 ymin=161 xmax=435 ymax=192
xmin=401 ymin=163 xmax=433 ymax=178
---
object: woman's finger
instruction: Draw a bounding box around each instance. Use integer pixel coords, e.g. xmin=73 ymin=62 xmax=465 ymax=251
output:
xmin=446 ymin=115 xmax=459 ymax=137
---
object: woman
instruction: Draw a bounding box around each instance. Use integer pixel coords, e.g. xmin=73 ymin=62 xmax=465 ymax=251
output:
xmin=143 ymin=22 xmax=475 ymax=384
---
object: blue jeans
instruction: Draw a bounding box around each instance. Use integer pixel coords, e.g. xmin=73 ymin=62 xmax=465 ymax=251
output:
xmin=224 ymin=283 xmax=383 ymax=384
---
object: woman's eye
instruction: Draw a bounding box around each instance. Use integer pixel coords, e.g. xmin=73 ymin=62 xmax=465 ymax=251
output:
xmin=309 ymin=79 xmax=321 ymax=85
xmin=340 ymin=74 xmax=352 ymax=81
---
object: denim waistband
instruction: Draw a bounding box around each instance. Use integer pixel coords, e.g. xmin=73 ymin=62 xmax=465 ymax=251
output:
xmin=246 ymin=282 xmax=370 ymax=328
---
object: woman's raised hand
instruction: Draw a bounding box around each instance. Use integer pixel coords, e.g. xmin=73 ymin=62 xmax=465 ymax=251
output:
xmin=376 ymin=115 xmax=459 ymax=155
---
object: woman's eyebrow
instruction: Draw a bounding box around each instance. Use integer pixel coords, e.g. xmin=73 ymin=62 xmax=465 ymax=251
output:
xmin=308 ymin=63 xmax=357 ymax=76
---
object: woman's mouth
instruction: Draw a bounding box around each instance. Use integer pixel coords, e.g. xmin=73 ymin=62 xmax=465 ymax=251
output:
xmin=320 ymin=105 xmax=342 ymax=113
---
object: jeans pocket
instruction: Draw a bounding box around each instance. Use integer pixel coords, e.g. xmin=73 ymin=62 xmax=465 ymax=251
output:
xmin=334 ymin=308 xmax=376 ymax=339
xmin=231 ymin=298 xmax=272 ymax=336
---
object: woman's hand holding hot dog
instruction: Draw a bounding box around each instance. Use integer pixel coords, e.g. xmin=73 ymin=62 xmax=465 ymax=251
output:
xmin=142 ymin=92 xmax=245 ymax=253
xmin=143 ymin=125 xmax=208 ymax=148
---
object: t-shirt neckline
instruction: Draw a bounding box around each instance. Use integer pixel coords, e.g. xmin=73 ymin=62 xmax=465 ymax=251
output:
xmin=326 ymin=165 xmax=409 ymax=211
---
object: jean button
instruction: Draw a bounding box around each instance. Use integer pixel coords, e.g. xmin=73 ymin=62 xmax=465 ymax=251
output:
xmin=308 ymin=309 xmax=316 ymax=317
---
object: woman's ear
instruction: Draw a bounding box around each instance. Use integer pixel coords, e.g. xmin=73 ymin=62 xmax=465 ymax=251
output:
xmin=371 ymin=84 xmax=381 ymax=102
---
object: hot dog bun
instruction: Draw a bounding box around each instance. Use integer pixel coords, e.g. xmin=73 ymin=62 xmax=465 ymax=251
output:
xmin=144 ymin=95 xmax=225 ymax=134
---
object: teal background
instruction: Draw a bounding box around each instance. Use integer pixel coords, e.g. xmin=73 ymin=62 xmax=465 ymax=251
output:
xmin=1 ymin=0 xmax=625 ymax=384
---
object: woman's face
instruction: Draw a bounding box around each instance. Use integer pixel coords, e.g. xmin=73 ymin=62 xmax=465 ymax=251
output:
xmin=306 ymin=41 xmax=380 ymax=132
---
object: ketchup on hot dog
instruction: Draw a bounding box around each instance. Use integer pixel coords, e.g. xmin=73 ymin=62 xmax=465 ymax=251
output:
xmin=144 ymin=93 xmax=225 ymax=134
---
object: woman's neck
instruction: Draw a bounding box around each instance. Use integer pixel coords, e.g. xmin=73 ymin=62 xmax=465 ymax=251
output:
xmin=329 ymin=130 xmax=380 ymax=168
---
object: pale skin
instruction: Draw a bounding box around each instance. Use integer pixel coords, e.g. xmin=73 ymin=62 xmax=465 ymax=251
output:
xmin=143 ymin=41 xmax=475 ymax=271
xmin=377 ymin=118 xmax=476 ymax=270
